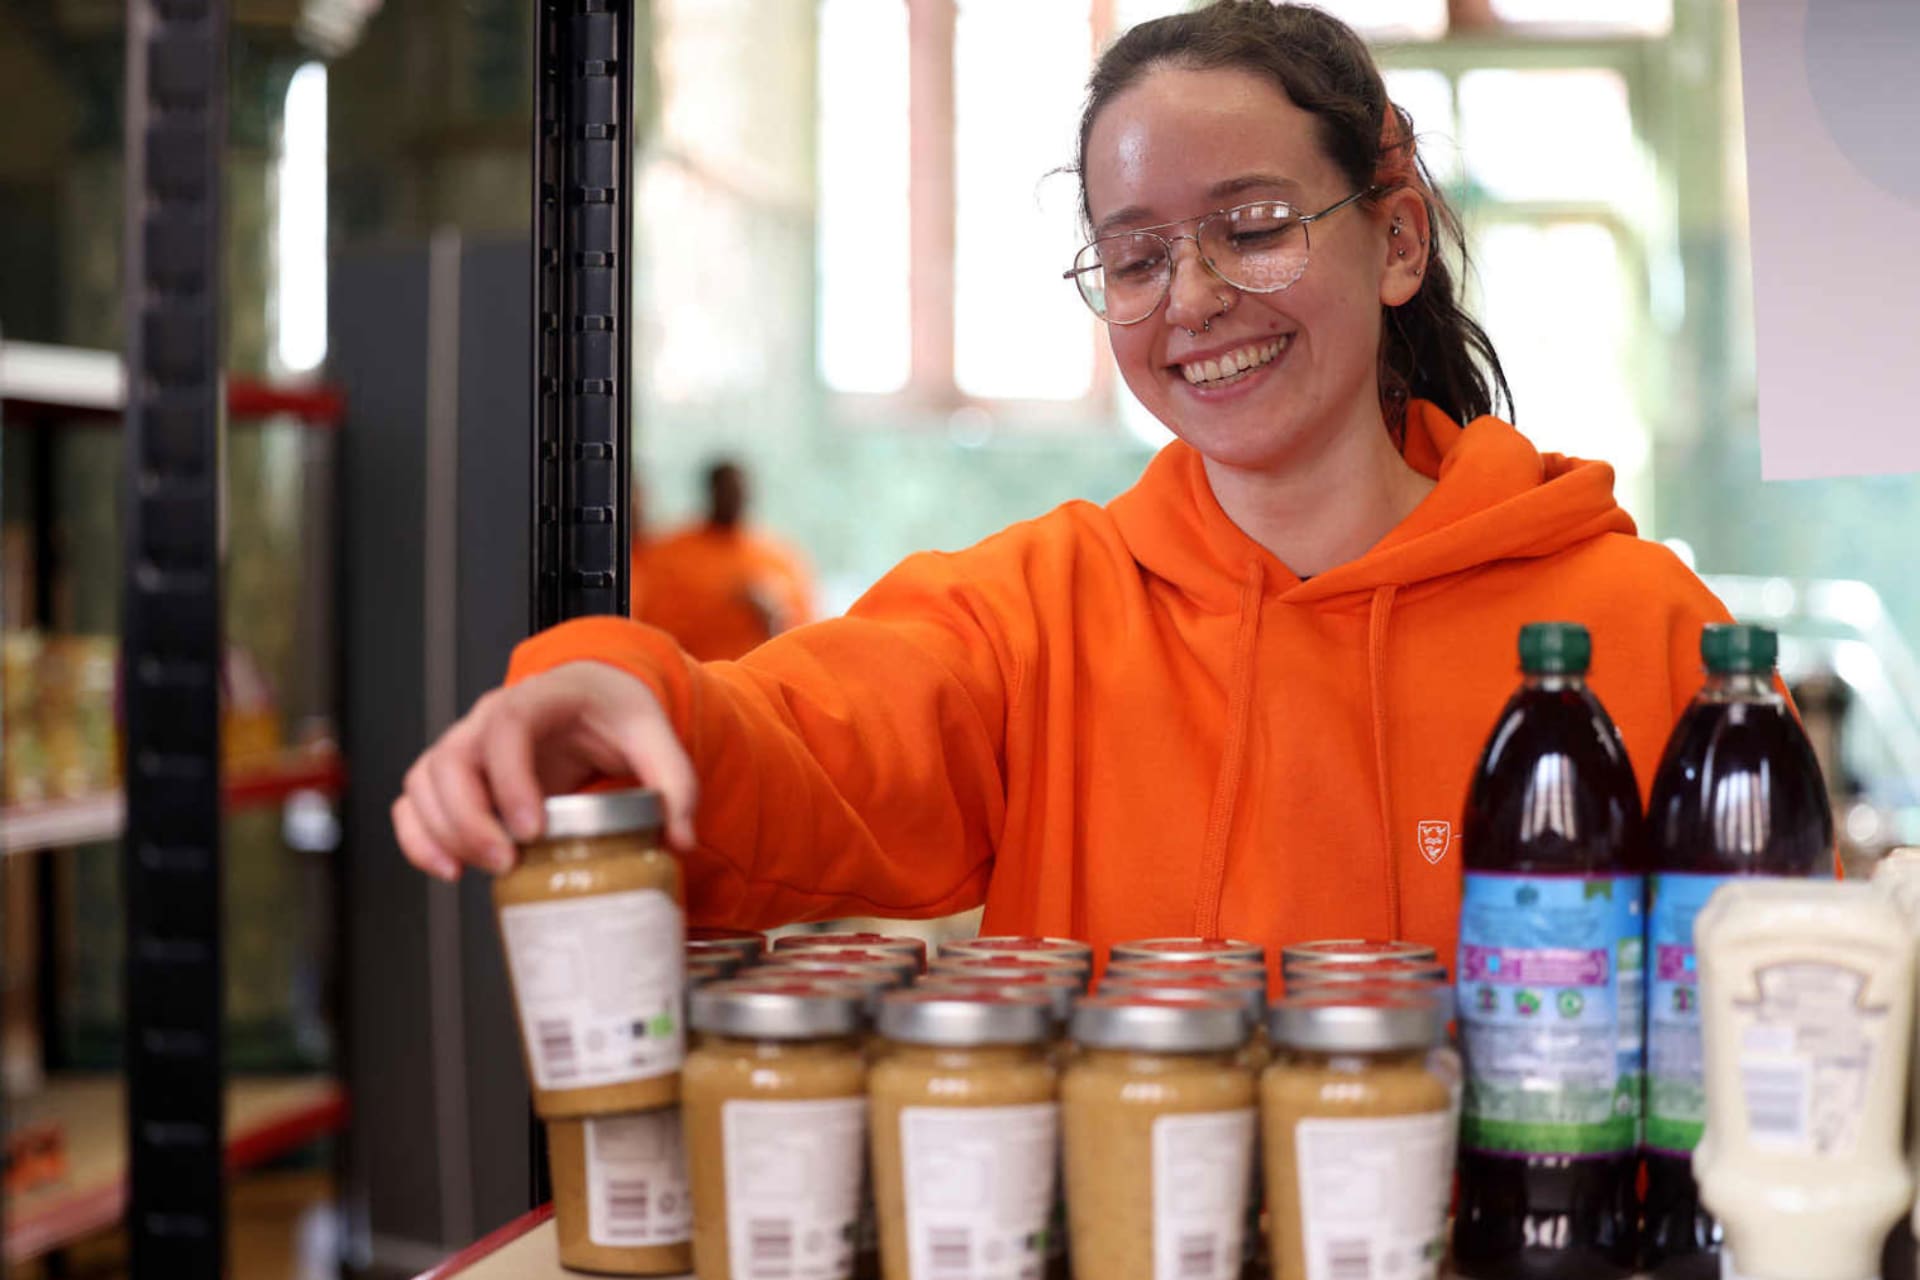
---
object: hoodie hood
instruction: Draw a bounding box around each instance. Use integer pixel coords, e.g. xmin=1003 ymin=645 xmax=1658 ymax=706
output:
xmin=1107 ymin=398 xmax=1638 ymax=612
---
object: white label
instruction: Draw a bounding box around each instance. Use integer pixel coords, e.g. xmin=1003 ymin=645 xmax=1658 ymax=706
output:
xmin=585 ymin=1110 xmax=692 ymax=1248
xmin=723 ymin=1097 xmax=867 ymax=1280
xmin=1730 ymin=961 xmax=1888 ymax=1158
xmin=1151 ymin=1110 xmax=1255 ymax=1280
xmin=901 ymin=1103 xmax=1058 ymax=1280
xmin=501 ymin=889 xmax=684 ymax=1091
xmin=1293 ymin=1111 xmax=1452 ymax=1280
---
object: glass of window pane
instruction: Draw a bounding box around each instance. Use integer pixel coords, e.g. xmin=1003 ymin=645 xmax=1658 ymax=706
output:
xmin=1459 ymin=68 xmax=1643 ymax=205
xmin=953 ymin=0 xmax=1094 ymax=401
xmin=1381 ymin=67 xmax=1460 ymax=191
xmin=1490 ymin=0 xmax=1671 ymax=36
xmin=816 ymin=0 xmax=911 ymax=394
xmin=1309 ymin=0 xmax=1447 ymax=41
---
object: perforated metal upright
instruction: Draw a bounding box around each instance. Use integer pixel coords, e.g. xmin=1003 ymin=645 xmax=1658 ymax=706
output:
xmin=120 ymin=0 xmax=227 ymax=1274
xmin=527 ymin=0 xmax=638 ymax=1202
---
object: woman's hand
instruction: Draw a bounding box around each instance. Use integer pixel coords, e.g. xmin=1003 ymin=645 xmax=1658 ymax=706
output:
xmin=391 ymin=661 xmax=698 ymax=881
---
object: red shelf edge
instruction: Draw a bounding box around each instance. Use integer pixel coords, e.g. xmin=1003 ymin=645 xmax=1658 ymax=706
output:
xmin=414 ymin=1204 xmax=557 ymax=1280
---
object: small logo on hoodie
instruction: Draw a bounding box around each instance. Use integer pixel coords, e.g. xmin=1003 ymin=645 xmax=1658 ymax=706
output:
xmin=1417 ymin=820 xmax=1453 ymax=865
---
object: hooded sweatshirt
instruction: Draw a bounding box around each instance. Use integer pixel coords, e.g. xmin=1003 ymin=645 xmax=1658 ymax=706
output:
xmin=508 ymin=400 xmax=1729 ymax=973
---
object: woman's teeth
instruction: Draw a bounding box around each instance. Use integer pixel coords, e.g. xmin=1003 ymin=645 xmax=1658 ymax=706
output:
xmin=1181 ymin=335 xmax=1289 ymax=385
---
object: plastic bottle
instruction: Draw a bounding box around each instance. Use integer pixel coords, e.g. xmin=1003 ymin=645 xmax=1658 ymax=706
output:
xmin=1452 ymin=622 xmax=1645 ymax=1280
xmin=1642 ymin=624 xmax=1833 ymax=1280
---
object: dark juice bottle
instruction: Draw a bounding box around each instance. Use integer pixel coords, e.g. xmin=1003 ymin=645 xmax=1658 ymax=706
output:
xmin=1453 ymin=622 xmax=1645 ymax=1280
xmin=1641 ymin=624 xmax=1833 ymax=1280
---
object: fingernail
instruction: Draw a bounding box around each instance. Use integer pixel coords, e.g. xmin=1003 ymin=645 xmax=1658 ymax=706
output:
xmin=488 ymin=844 xmax=516 ymax=874
xmin=510 ymin=807 xmax=541 ymax=841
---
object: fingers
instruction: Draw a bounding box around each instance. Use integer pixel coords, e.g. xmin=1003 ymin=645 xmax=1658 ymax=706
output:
xmin=393 ymin=794 xmax=461 ymax=882
xmin=611 ymin=705 xmax=700 ymax=851
xmin=479 ymin=707 xmax=547 ymax=846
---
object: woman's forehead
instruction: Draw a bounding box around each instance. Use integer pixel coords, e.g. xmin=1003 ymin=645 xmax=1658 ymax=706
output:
xmin=1083 ymin=64 xmax=1332 ymax=228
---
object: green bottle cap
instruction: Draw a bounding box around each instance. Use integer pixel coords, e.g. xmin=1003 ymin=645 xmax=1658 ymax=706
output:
xmin=1701 ymin=623 xmax=1777 ymax=674
xmin=1518 ymin=622 xmax=1592 ymax=676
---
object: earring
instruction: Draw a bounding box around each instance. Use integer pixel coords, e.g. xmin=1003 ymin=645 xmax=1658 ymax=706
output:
xmin=1397 ymin=248 xmax=1407 ymax=258
xmin=1185 ymin=328 xmax=1196 ymax=338
xmin=1202 ymin=317 xmax=1212 ymax=333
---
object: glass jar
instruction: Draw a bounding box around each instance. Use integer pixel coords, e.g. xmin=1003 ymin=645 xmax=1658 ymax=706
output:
xmin=1108 ymin=936 xmax=1265 ymax=967
xmin=1284 ymin=956 xmax=1448 ymax=994
xmin=1061 ymin=994 xmax=1256 ymax=1280
xmin=494 ymin=788 xmax=684 ymax=1116
xmin=769 ymin=947 xmax=922 ymax=987
xmin=687 ymin=927 xmax=767 ymax=969
xmin=939 ymin=936 xmax=1093 ymax=982
xmin=773 ymin=932 xmax=929 ymax=971
xmin=547 ymin=1109 xmax=693 ymax=1275
xmin=870 ymin=991 xmax=1059 ymax=1280
xmin=1262 ymin=991 xmax=1460 ymax=1280
xmin=1278 ymin=939 xmax=1437 ymax=980
xmin=682 ymin=981 xmax=869 ymax=1280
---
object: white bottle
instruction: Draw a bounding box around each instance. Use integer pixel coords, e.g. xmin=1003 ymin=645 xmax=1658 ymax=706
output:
xmin=1870 ymin=852 xmax=1920 ymax=1259
xmin=1694 ymin=880 xmax=1915 ymax=1280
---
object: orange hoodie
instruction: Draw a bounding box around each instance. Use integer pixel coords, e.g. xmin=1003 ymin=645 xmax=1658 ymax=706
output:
xmin=509 ymin=401 xmax=1728 ymax=973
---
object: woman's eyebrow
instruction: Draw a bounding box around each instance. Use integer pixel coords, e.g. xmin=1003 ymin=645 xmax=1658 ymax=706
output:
xmin=1092 ymin=173 xmax=1305 ymax=237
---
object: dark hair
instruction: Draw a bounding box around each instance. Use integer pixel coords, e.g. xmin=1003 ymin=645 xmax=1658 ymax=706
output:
xmin=1075 ymin=0 xmax=1513 ymax=440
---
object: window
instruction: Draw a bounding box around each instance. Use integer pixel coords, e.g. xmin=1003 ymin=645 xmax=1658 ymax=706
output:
xmin=275 ymin=62 xmax=327 ymax=374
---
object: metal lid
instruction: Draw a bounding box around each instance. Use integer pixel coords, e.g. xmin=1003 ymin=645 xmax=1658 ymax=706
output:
xmin=689 ymin=980 xmax=866 ymax=1039
xmin=689 ymin=926 xmax=767 ymax=950
xmin=1107 ymin=957 xmax=1265 ymax=977
xmin=774 ymin=933 xmax=929 ymax=966
xmin=1069 ymin=993 xmax=1249 ymax=1052
xmin=877 ymin=989 xmax=1054 ymax=1046
xmin=1102 ymin=975 xmax=1263 ymax=1022
xmin=924 ymin=963 xmax=1084 ymax=992
xmin=539 ymin=788 xmax=664 ymax=840
xmin=944 ymin=936 xmax=1092 ymax=963
xmin=688 ymin=938 xmax=765 ymax=969
xmin=916 ymin=976 xmax=1078 ymax=1025
xmin=1279 ymin=940 xmax=1437 ymax=975
xmin=1269 ymin=991 xmax=1448 ymax=1053
xmin=1286 ymin=958 xmax=1447 ymax=985
xmin=1109 ymin=937 xmax=1265 ymax=965
xmin=934 ymin=954 xmax=1089 ymax=982
xmin=769 ymin=950 xmax=919 ymax=984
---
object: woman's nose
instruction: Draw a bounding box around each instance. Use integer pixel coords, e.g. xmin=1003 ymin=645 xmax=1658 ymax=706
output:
xmin=1162 ymin=238 xmax=1223 ymax=333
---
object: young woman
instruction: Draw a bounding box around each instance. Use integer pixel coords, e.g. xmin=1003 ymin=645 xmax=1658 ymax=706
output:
xmin=392 ymin=1 xmax=1724 ymax=970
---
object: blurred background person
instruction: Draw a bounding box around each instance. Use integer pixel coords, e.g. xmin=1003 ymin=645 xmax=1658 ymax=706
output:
xmin=631 ymin=457 xmax=816 ymax=661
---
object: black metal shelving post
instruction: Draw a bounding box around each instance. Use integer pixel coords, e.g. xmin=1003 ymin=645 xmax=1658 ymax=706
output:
xmin=527 ymin=0 xmax=637 ymax=1203
xmin=121 ymin=0 xmax=228 ymax=1274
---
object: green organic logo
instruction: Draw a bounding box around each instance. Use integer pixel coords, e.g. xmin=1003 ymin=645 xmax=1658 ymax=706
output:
xmin=1557 ymin=990 xmax=1585 ymax=1018
xmin=1515 ymin=990 xmax=1542 ymax=1017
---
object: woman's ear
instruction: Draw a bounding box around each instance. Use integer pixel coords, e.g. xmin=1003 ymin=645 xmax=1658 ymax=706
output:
xmin=1379 ymin=188 xmax=1433 ymax=308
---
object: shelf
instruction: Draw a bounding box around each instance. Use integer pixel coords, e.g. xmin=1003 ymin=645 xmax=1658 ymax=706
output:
xmin=416 ymin=1208 xmax=696 ymax=1280
xmin=2 ymin=747 xmax=346 ymax=856
xmin=3 ymin=1073 xmax=348 ymax=1263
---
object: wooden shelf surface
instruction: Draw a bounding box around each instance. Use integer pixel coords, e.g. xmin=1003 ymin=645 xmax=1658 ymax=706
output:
xmin=4 ymin=1072 xmax=348 ymax=1263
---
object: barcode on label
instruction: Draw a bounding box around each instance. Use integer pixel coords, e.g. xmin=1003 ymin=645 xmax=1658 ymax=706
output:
xmin=1741 ymin=1059 xmax=1809 ymax=1146
xmin=1177 ymin=1232 xmax=1217 ymax=1279
xmin=604 ymin=1177 xmax=649 ymax=1232
xmin=535 ymin=1018 xmax=577 ymax=1081
xmin=748 ymin=1217 xmax=793 ymax=1277
xmin=928 ymin=1226 xmax=972 ymax=1277
xmin=1327 ymin=1238 xmax=1372 ymax=1280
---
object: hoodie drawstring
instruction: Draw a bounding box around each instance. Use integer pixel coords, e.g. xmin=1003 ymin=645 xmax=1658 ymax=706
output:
xmin=1192 ymin=560 xmax=1264 ymax=937
xmin=1366 ymin=584 xmax=1403 ymax=936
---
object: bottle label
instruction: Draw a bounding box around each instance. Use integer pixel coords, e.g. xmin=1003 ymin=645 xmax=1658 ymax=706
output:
xmin=901 ymin=1103 xmax=1059 ymax=1280
xmin=723 ymin=1097 xmax=867 ymax=1280
xmin=500 ymin=889 xmax=685 ymax=1091
xmin=1292 ymin=1111 xmax=1452 ymax=1280
xmin=1151 ymin=1109 xmax=1256 ymax=1280
xmin=1645 ymin=871 xmax=1732 ymax=1153
xmin=585 ymin=1110 xmax=692 ymax=1248
xmin=1457 ymin=872 xmax=1643 ymax=1155
xmin=1729 ymin=960 xmax=1888 ymax=1160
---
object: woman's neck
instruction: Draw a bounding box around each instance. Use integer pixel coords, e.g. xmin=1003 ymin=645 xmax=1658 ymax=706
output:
xmin=1202 ymin=410 xmax=1436 ymax=579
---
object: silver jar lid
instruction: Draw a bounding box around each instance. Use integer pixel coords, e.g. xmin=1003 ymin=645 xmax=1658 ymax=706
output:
xmin=775 ymin=933 xmax=929 ymax=967
xmin=1069 ymin=993 xmax=1249 ymax=1053
xmin=1280 ymin=939 xmax=1437 ymax=975
xmin=540 ymin=788 xmax=664 ymax=840
xmin=1286 ymin=958 xmax=1447 ymax=986
xmin=770 ymin=949 xmax=920 ymax=984
xmin=689 ymin=980 xmax=865 ymax=1039
xmin=1268 ymin=991 xmax=1448 ymax=1053
xmin=943 ymin=936 xmax=1093 ymax=966
xmin=877 ymin=990 xmax=1055 ymax=1046
xmin=917 ymin=976 xmax=1078 ymax=1025
xmin=1101 ymin=976 xmax=1264 ymax=1023
xmin=1109 ymin=937 xmax=1265 ymax=965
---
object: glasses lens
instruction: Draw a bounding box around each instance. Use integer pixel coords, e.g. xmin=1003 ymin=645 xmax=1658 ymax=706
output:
xmin=1076 ymin=233 xmax=1169 ymax=324
xmin=1201 ymin=203 xmax=1308 ymax=293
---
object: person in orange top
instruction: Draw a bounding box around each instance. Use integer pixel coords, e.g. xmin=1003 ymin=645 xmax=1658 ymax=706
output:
xmin=629 ymin=459 xmax=815 ymax=661
xmin=392 ymin=2 xmax=1727 ymax=976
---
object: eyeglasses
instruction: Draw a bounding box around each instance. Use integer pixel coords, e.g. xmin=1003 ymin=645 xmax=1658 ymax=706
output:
xmin=1063 ymin=188 xmax=1379 ymax=325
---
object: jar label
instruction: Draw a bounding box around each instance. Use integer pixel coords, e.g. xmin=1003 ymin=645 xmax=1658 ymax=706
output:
xmin=1645 ymin=871 xmax=1731 ymax=1153
xmin=500 ymin=888 xmax=685 ymax=1091
xmin=722 ymin=1097 xmax=868 ymax=1280
xmin=1150 ymin=1109 xmax=1255 ymax=1280
xmin=1457 ymin=872 xmax=1643 ymax=1155
xmin=1292 ymin=1110 xmax=1453 ymax=1280
xmin=901 ymin=1103 xmax=1059 ymax=1280
xmin=585 ymin=1110 xmax=692 ymax=1248
xmin=1728 ymin=960 xmax=1887 ymax=1159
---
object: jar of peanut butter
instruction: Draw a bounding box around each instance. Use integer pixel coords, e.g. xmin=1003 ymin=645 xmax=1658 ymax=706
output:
xmin=1284 ymin=957 xmax=1448 ymax=992
xmin=688 ymin=927 xmax=767 ymax=969
xmin=770 ymin=947 xmax=921 ymax=987
xmin=1108 ymin=937 xmax=1265 ymax=967
xmin=1105 ymin=957 xmax=1267 ymax=985
xmin=547 ymin=1109 xmax=694 ymax=1275
xmin=495 ymin=788 xmax=684 ymax=1117
xmin=1278 ymin=939 xmax=1436 ymax=979
xmin=683 ymin=981 xmax=870 ymax=1280
xmin=775 ymin=932 xmax=930 ymax=971
xmin=869 ymin=991 xmax=1059 ymax=1280
xmin=1262 ymin=991 xmax=1458 ymax=1280
xmin=939 ymin=937 xmax=1092 ymax=981
xmin=1062 ymin=994 xmax=1256 ymax=1280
